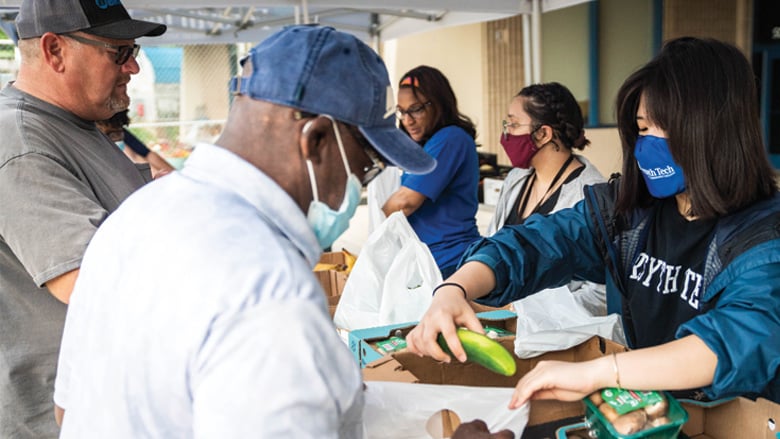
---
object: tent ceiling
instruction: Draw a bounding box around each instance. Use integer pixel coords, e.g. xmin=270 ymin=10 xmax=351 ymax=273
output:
xmin=0 ymin=1 xmax=593 ymax=46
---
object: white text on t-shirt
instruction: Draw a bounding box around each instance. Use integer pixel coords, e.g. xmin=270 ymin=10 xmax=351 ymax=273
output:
xmin=628 ymin=252 xmax=702 ymax=309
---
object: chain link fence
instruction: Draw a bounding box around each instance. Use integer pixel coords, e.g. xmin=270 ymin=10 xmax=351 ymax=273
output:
xmin=0 ymin=36 xmax=252 ymax=168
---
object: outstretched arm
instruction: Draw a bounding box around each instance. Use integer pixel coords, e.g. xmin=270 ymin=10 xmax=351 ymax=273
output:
xmin=405 ymin=261 xmax=496 ymax=363
xmin=509 ymin=335 xmax=717 ymax=409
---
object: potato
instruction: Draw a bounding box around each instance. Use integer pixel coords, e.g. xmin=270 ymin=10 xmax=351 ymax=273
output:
xmin=643 ymin=395 xmax=669 ymax=420
xmin=588 ymin=391 xmax=604 ymax=406
xmin=598 ymin=402 xmax=620 ymax=423
xmin=611 ymin=410 xmax=648 ymax=436
xmin=645 ymin=415 xmax=671 ymax=429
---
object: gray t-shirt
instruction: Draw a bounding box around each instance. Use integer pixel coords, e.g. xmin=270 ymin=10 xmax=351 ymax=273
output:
xmin=0 ymin=85 xmax=150 ymax=438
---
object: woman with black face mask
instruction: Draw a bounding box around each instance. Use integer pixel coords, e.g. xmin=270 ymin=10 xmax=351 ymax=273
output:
xmin=406 ymin=37 xmax=780 ymax=406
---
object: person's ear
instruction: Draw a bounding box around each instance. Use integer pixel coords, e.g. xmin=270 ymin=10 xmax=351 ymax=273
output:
xmin=40 ymin=33 xmax=67 ymax=72
xmin=298 ymin=116 xmax=333 ymax=166
xmin=534 ymin=125 xmax=555 ymax=146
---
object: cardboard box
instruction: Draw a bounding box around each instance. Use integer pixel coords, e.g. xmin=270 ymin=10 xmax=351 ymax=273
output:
xmin=483 ymin=177 xmax=504 ymax=207
xmin=326 ymin=294 xmax=340 ymax=319
xmin=680 ymin=397 xmax=780 ymax=438
xmin=314 ymin=251 xmax=350 ymax=297
xmin=348 ymin=309 xmax=517 ymax=368
xmin=363 ymin=335 xmax=628 ymax=428
xmin=555 ymin=397 xmax=780 ymax=438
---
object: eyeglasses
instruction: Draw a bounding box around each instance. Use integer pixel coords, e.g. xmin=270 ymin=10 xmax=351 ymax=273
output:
xmin=501 ymin=120 xmax=536 ymax=138
xmin=61 ymin=33 xmax=140 ymax=65
xmin=396 ymin=101 xmax=431 ymax=121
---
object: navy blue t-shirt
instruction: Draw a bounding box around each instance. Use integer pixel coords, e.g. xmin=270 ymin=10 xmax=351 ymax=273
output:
xmin=402 ymin=125 xmax=480 ymax=271
xmin=625 ymin=197 xmax=717 ymax=349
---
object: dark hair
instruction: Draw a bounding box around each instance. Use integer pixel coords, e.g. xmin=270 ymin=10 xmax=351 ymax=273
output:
xmin=96 ymin=110 xmax=130 ymax=129
xmin=517 ymin=82 xmax=589 ymax=150
xmin=615 ymin=37 xmax=777 ymax=218
xmin=398 ymin=65 xmax=477 ymax=143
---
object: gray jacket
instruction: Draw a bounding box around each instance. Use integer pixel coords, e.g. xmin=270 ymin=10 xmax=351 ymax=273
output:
xmin=486 ymin=155 xmax=608 ymax=316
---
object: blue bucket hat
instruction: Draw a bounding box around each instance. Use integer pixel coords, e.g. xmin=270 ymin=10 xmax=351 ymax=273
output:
xmin=230 ymin=24 xmax=435 ymax=175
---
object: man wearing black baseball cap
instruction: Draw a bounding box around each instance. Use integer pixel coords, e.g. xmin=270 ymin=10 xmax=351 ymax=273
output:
xmin=0 ymin=1 xmax=165 ymax=437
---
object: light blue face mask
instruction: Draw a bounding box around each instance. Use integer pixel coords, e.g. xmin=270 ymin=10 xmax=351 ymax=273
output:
xmin=115 ymin=141 xmax=126 ymax=151
xmin=634 ymin=135 xmax=686 ymax=198
xmin=305 ymin=115 xmax=362 ymax=250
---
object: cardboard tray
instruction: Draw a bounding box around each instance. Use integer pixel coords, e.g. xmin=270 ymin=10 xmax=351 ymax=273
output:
xmin=364 ymin=335 xmax=628 ymax=428
xmin=349 ymin=309 xmax=517 ymax=367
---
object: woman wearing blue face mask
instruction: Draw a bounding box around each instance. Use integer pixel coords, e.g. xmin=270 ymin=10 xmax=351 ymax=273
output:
xmin=406 ymin=37 xmax=780 ymax=406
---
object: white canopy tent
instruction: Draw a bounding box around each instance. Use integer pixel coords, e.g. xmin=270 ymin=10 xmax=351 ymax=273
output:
xmin=0 ymin=0 xmax=592 ymax=84
xmin=0 ymin=1 xmax=592 ymax=56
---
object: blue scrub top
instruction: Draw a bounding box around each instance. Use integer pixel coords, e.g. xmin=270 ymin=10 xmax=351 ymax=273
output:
xmin=402 ymin=125 xmax=480 ymax=271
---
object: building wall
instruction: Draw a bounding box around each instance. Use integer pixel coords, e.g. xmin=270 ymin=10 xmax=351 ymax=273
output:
xmin=599 ymin=0 xmax=655 ymax=124
xmin=540 ymin=3 xmax=590 ymax=101
xmin=482 ymin=16 xmax=525 ymax=165
xmin=664 ymin=0 xmax=752 ymax=53
xmin=582 ymin=126 xmax=623 ymax=176
xmin=383 ymin=24 xmax=487 ymax=150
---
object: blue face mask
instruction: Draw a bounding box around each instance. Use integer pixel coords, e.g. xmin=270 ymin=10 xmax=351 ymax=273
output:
xmin=115 ymin=141 xmax=126 ymax=151
xmin=305 ymin=115 xmax=362 ymax=250
xmin=634 ymin=135 xmax=686 ymax=198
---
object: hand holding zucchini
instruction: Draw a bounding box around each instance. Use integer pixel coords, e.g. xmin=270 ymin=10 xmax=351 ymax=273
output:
xmin=437 ymin=328 xmax=517 ymax=376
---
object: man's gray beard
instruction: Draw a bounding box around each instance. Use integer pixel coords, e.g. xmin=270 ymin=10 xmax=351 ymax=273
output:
xmin=108 ymin=96 xmax=130 ymax=113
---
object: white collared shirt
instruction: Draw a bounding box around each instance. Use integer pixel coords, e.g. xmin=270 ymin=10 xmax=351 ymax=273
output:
xmin=55 ymin=143 xmax=363 ymax=438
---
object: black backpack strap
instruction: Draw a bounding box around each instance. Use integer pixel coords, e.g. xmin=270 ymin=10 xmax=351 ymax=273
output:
xmin=584 ymin=174 xmax=646 ymax=346
xmin=584 ymin=175 xmax=625 ymax=294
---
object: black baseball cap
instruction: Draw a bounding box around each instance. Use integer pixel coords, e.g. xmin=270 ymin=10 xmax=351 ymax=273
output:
xmin=16 ymin=0 xmax=166 ymax=40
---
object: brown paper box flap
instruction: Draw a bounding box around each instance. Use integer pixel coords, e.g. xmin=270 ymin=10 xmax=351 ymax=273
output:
xmin=682 ymin=397 xmax=780 ymax=438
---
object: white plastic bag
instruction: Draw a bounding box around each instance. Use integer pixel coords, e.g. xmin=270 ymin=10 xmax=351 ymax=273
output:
xmin=334 ymin=211 xmax=442 ymax=330
xmin=363 ymin=381 xmax=529 ymax=439
xmin=512 ymin=286 xmax=626 ymax=358
xmin=366 ymin=166 xmax=401 ymax=235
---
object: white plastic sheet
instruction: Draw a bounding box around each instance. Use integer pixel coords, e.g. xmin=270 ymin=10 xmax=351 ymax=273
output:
xmin=334 ymin=211 xmax=442 ymax=330
xmin=513 ymin=286 xmax=626 ymax=358
xmin=363 ymin=381 xmax=529 ymax=439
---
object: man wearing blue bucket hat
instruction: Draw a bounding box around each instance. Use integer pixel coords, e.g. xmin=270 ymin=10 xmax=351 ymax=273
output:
xmin=54 ymin=25 xmax=434 ymax=437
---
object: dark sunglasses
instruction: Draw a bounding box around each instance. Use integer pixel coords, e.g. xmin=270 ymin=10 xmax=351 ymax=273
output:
xmin=61 ymin=33 xmax=140 ymax=65
xmin=360 ymin=144 xmax=386 ymax=186
xmin=346 ymin=125 xmax=386 ymax=186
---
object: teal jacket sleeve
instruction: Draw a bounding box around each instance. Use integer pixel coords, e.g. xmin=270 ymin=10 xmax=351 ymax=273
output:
xmin=677 ymin=239 xmax=780 ymax=401
xmin=462 ymin=199 xmax=608 ymax=307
